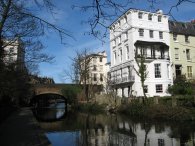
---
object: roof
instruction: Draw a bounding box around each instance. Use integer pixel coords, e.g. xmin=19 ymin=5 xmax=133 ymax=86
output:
xmin=134 ymin=40 xmax=169 ymax=48
xmin=110 ymin=8 xmax=167 ymax=28
xmin=169 ymin=20 xmax=195 ymax=36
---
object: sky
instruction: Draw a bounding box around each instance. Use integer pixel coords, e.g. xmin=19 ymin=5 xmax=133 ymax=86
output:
xmin=36 ymin=0 xmax=195 ymax=83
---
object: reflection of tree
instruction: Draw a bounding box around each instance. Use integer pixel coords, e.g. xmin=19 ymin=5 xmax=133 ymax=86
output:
xmin=168 ymin=122 xmax=195 ymax=146
xmin=141 ymin=121 xmax=152 ymax=146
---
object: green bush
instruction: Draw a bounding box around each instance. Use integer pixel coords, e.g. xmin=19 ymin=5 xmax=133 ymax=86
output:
xmin=168 ymin=76 xmax=194 ymax=95
xmin=61 ymin=85 xmax=82 ymax=104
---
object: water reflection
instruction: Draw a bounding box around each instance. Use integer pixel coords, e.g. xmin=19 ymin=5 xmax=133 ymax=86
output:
xmin=37 ymin=113 xmax=195 ymax=146
xmin=33 ymin=102 xmax=66 ymax=121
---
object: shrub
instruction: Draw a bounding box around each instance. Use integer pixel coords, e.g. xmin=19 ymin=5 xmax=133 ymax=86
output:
xmin=61 ymin=85 xmax=82 ymax=104
xmin=168 ymin=75 xmax=194 ymax=95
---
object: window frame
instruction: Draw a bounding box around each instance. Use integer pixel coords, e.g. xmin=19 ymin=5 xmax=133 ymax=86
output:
xmin=187 ymin=66 xmax=192 ymax=78
xmin=186 ymin=49 xmax=191 ymax=61
xmin=138 ymin=12 xmax=143 ymax=19
xmin=173 ymin=33 xmax=177 ymax=41
xmin=139 ymin=29 xmax=144 ymax=37
xmin=154 ymin=64 xmax=161 ymax=78
xmin=174 ymin=48 xmax=179 ymax=60
xmin=156 ymin=84 xmax=163 ymax=93
xmin=148 ymin=14 xmax=152 ymax=21
xmin=159 ymin=31 xmax=163 ymax=39
xmin=149 ymin=30 xmax=154 ymax=38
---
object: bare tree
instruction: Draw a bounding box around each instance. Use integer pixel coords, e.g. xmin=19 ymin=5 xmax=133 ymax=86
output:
xmin=0 ymin=0 xmax=71 ymax=106
xmin=73 ymin=0 xmax=195 ymax=40
xmin=64 ymin=48 xmax=93 ymax=101
xmin=133 ymin=48 xmax=148 ymax=102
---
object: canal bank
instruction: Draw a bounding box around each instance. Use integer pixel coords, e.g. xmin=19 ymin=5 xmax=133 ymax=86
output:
xmin=0 ymin=107 xmax=51 ymax=146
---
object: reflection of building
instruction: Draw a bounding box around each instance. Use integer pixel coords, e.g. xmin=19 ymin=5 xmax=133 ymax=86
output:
xmin=38 ymin=113 xmax=194 ymax=146
xmin=169 ymin=20 xmax=195 ymax=80
xmin=3 ymin=39 xmax=25 ymax=70
xmin=109 ymin=9 xmax=172 ymax=97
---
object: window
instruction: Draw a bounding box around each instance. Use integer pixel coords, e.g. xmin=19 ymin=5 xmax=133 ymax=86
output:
xmin=185 ymin=35 xmax=189 ymax=43
xmin=113 ymin=51 xmax=116 ymax=65
xmin=159 ymin=31 xmax=163 ymax=39
xmin=149 ymin=30 xmax=153 ymax=38
xmin=94 ymin=74 xmax=97 ymax=81
xmin=144 ymin=85 xmax=148 ymax=93
xmin=93 ymin=57 xmax=97 ymax=63
xmin=100 ymin=57 xmax=102 ymax=62
xmin=156 ymin=84 xmax=163 ymax=93
xmin=139 ymin=29 xmax=144 ymax=37
xmin=120 ymin=49 xmax=122 ymax=62
xmin=120 ymin=68 xmax=122 ymax=78
xmin=173 ymin=34 xmax=177 ymax=41
xmin=158 ymin=15 xmax=162 ymax=22
xmin=154 ymin=64 xmax=161 ymax=78
xmin=175 ymin=48 xmax=179 ymax=60
xmin=9 ymin=47 xmax=14 ymax=53
xmin=124 ymin=16 xmax=127 ymax=23
xmin=124 ymin=32 xmax=128 ymax=40
xmin=93 ymin=65 xmax=97 ymax=71
xmin=187 ymin=66 xmax=192 ymax=78
xmin=118 ymin=36 xmax=121 ymax=44
xmin=186 ymin=49 xmax=190 ymax=60
xmin=100 ymin=74 xmax=103 ymax=81
xmin=138 ymin=12 xmax=143 ymax=19
xmin=158 ymin=139 xmax=165 ymax=146
xmin=113 ymin=40 xmax=116 ymax=47
xmin=148 ymin=14 xmax=152 ymax=20
xmin=167 ymin=64 xmax=170 ymax=79
xmin=126 ymin=46 xmax=130 ymax=60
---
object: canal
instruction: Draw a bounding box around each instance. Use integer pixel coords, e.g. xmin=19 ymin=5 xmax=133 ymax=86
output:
xmin=33 ymin=103 xmax=195 ymax=146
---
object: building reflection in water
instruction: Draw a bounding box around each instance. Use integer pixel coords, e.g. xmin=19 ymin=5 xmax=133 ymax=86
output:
xmin=38 ymin=113 xmax=195 ymax=146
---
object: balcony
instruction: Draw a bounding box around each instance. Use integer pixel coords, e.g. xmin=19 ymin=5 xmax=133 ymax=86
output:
xmin=110 ymin=75 xmax=135 ymax=85
xmin=137 ymin=54 xmax=170 ymax=60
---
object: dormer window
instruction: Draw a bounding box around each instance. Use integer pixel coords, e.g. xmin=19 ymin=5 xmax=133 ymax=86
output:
xmin=173 ymin=34 xmax=177 ymax=41
xmin=148 ymin=14 xmax=152 ymax=20
xmin=124 ymin=16 xmax=127 ymax=23
xmin=118 ymin=36 xmax=121 ymax=44
xmin=185 ymin=35 xmax=189 ymax=43
xmin=158 ymin=16 xmax=162 ymax=22
xmin=138 ymin=12 xmax=143 ymax=19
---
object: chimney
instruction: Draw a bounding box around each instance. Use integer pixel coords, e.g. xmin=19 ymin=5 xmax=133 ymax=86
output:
xmin=156 ymin=9 xmax=163 ymax=14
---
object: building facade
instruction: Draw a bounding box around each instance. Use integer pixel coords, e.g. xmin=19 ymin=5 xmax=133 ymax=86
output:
xmin=3 ymin=39 xmax=25 ymax=70
xmin=169 ymin=20 xmax=195 ymax=80
xmin=81 ymin=51 xmax=108 ymax=88
xmin=109 ymin=9 xmax=173 ymax=97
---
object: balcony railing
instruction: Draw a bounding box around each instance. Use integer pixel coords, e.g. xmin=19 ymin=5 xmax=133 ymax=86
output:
xmin=137 ymin=54 xmax=170 ymax=60
xmin=110 ymin=76 xmax=135 ymax=84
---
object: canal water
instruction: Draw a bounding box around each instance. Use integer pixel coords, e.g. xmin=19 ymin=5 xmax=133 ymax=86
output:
xmin=34 ymin=104 xmax=195 ymax=146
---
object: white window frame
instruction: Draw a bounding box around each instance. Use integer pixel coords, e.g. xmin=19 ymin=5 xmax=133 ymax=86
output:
xmin=186 ymin=49 xmax=191 ymax=61
xmin=154 ymin=64 xmax=161 ymax=78
xmin=156 ymin=84 xmax=163 ymax=93
xmin=139 ymin=29 xmax=144 ymax=37
xmin=159 ymin=31 xmax=163 ymax=39
xmin=149 ymin=30 xmax=153 ymax=38
xmin=138 ymin=12 xmax=143 ymax=19
xmin=187 ymin=66 xmax=192 ymax=78
xmin=148 ymin=14 xmax=152 ymax=20
xmin=126 ymin=46 xmax=130 ymax=60
xmin=175 ymin=48 xmax=179 ymax=60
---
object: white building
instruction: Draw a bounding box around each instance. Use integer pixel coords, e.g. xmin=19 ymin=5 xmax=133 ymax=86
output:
xmin=3 ymin=39 xmax=25 ymax=70
xmin=81 ymin=51 xmax=108 ymax=88
xmin=109 ymin=9 xmax=173 ymax=97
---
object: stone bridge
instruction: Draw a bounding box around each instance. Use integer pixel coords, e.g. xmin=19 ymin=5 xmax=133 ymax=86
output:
xmin=33 ymin=84 xmax=68 ymax=96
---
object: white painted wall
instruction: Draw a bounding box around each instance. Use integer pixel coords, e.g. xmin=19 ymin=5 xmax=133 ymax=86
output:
xmin=109 ymin=9 xmax=173 ymax=97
